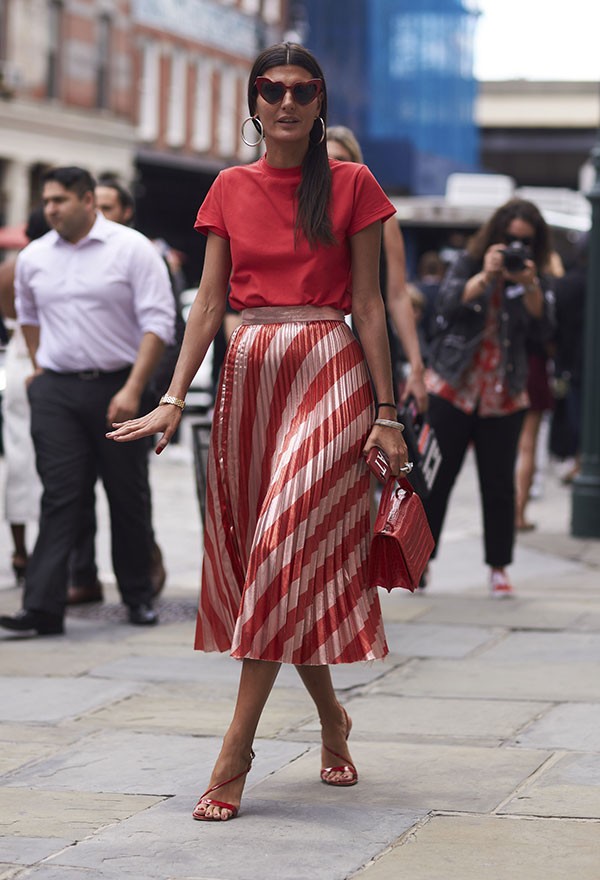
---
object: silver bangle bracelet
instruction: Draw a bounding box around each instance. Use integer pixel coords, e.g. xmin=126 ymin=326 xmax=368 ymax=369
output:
xmin=374 ymin=418 xmax=405 ymax=433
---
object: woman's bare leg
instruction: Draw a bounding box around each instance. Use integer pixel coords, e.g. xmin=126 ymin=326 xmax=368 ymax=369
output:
xmin=195 ymin=658 xmax=281 ymax=820
xmin=295 ymin=664 xmax=355 ymax=783
xmin=515 ymin=410 xmax=543 ymax=530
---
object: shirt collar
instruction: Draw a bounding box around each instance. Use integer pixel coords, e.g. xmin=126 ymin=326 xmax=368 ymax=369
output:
xmin=52 ymin=212 xmax=113 ymax=247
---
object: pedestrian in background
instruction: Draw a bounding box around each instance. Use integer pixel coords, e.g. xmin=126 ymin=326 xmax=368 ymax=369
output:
xmin=0 ymin=166 xmax=175 ymax=636
xmin=423 ymin=198 xmax=555 ymax=597
xmin=552 ymin=235 xmax=588 ymax=481
xmin=326 ymin=125 xmax=428 ymax=411
xmin=0 ymin=208 xmax=48 ymax=586
xmin=514 ymin=250 xmax=563 ymax=531
xmin=415 ymin=249 xmax=447 ymax=358
xmin=107 ymin=42 xmax=408 ymax=822
xmin=66 ymin=177 xmax=171 ymax=605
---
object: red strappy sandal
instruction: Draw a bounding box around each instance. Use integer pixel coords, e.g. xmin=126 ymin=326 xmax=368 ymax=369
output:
xmin=320 ymin=747 xmax=358 ymax=787
xmin=192 ymin=750 xmax=255 ymax=822
xmin=320 ymin=707 xmax=358 ymax=787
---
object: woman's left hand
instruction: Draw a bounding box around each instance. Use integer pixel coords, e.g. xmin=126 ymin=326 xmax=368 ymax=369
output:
xmin=363 ymin=421 xmax=409 ymax=477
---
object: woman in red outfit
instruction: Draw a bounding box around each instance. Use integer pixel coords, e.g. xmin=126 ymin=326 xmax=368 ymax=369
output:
xmin=108 ymin=43 xmax=407 ymax=821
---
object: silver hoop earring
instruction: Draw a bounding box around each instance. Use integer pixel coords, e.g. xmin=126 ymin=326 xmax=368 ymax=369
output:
xmin=311 ymin=116 xmax=325 ymax=145
xmin=241 ymin=116 xmax=264 ymax=147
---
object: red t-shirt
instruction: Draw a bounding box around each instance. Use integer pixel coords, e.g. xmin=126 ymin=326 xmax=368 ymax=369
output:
xmin=194 ymin=156 xmax=395 ymax=313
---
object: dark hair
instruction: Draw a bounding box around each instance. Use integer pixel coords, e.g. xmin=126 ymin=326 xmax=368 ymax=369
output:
xmin=468 ymin=198 xmax=552 ymax=270
xmin=25 ymin=206 xmax=50 ymax=241
xmin=248 ymin=42 xmax=334 ymax=248
xmin=96 ymin=175 xmax=135 ymax=214
xmin=42 ymin=166 xmax=97 ymax=198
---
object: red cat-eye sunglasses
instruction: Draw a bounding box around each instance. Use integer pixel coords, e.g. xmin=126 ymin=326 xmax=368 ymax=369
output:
xmin=255 ymin=77 xmax=323 ymax=106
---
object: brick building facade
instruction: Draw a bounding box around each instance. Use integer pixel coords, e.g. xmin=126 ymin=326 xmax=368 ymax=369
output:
xmin=0 ymin=0 xmax=287 ymax=277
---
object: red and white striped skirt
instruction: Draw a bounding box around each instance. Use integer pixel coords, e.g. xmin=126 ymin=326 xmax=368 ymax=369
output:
xmin=194 ymin=306 xmax=388 ymax=665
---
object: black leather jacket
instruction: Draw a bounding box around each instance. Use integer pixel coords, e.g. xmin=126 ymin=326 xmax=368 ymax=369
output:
xmin=429 ymin=252 xmax=555 ymax=397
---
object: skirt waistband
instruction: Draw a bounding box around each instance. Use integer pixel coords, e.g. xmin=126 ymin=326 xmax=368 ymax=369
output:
xmin=241 ymin=306 xmax=345 ymax=325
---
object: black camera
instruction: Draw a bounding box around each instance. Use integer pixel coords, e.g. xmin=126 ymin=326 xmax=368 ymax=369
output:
xmin=501 ymin=241 xmax=532 ymax=273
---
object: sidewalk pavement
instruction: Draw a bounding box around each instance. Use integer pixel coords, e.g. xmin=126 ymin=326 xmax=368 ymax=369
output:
xmin=0 ymin=429 xmax=599 ymax=880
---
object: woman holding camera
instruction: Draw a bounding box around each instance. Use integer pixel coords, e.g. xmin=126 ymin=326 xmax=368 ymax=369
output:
xmin=422 ymin=199 xmax=554 ymax=597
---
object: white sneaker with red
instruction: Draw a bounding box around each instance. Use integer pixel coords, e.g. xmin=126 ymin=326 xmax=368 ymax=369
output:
xmin=490 ymin=569 xmax=514 ymax=599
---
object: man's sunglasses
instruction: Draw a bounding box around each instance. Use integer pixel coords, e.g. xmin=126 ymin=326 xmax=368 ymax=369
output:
xmin=255 ymin=77 xmax=322 ymax=106
xmin=505 ymin=234 xmax=533 ymax=247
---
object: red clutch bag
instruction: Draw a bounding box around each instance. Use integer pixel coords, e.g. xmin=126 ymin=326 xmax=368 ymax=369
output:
xmin=369 ymin=476 xmax=435 ymax=592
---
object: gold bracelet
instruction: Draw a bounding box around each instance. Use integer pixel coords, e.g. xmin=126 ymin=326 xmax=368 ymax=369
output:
xmin=374 ymin=418 xmax=404 ymax=432
xmin=159 ymin=395 xmax=186 ymax=410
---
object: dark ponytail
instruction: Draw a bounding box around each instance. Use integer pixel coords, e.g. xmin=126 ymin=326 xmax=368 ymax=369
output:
xmin=247 ymin=43 xmax=335 ymax=248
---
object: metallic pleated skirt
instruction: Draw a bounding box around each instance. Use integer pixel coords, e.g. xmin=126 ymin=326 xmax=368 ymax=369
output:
xmin=194 ymin=306 xmax=388 ymax=664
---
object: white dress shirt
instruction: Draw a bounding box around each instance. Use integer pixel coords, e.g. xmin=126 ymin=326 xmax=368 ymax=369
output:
xmin=15 ymin=213 xmax=175 ymax=372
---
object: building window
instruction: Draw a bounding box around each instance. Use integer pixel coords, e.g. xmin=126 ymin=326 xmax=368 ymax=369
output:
xmin=217 ymin=66 xmax=237 ymax=157
xmin=192 ymin=58 xmax=213 ymax=152
xmin=96 ymin=13 xmax=111 ymax=109
xmin=138 ymin=41 xmax=160 ymax=142
xmin=166 ymin=51 xmax=187 ymax=147
xmin=47 ymin=0 xmax=63 ymax=99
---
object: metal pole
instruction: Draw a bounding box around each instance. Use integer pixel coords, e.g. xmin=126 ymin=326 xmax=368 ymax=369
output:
xmin=571 ymin=139 xmax=600 ymax=537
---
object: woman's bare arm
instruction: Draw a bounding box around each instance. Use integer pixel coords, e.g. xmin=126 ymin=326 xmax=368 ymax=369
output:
xmin=351 ymin=222 xmax=408 ymax=475
xmin=107 ymin=232 xmax=232 ymax=452
xmin=382 ymin=218 xmax=427 ymax=411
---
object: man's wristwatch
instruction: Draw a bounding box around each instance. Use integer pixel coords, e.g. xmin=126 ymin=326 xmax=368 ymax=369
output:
xmin=159 ymin=395 xmax=186 ymax=411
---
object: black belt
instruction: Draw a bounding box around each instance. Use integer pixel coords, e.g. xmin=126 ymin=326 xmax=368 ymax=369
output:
xmin=48 ymin=367 xmax=131 ymax=381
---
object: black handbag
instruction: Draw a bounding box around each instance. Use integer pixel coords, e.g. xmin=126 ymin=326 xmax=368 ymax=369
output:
xmin=398 ymin=397 xmax=442 ymax=499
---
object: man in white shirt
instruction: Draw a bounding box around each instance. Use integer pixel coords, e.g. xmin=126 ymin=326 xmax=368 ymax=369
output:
xmin=66 ymin=177 xmax=168 ymax=606
xmin=0 ymin=166 xmax=175 ymax=636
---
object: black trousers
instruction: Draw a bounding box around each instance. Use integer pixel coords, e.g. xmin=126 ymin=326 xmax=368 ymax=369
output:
xmin=423 ymin=394 xmax=525 ymax=568
xmin=25 ymin=369 xmax=154 ymax=616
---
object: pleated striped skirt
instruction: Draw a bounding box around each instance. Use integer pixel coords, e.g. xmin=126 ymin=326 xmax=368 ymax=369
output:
xmin=194 ymin=306 xmax=388 ymax=665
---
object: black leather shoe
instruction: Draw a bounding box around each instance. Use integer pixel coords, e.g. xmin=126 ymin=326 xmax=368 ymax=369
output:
xmin=128 ymin=603 xmax=159 ymax=626
xmin=0 ymin=609 xmax=64 ymax=636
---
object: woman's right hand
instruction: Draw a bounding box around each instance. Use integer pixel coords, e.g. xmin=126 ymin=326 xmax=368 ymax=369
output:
xmin=482 ymin=243 xmax=505 ymax=277
xmin=463 ymin=244 xmax=504 ymax=303
xmin=106 ymin=404 xmax=182 ymax=454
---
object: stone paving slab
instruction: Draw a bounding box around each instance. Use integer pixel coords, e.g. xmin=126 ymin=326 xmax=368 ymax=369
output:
xmin=122 ymin=621 xmax=197 ymax=647
xmin=374 ymin=658 xmax=600 ymax=702
xmin=376 ymin=591 xmax=431 ymax=622
xmin=77 ymin=684 xmax=318 ymax=738
xmin=253 ymin=741 xmax=550 ymax=813
xmin=358 ymin=814 xmax=600 ymax=880
xmin=521 ymin=531 xmax=600 ymax=569
xmin=299 ymin=694 xmax=553 ymax=746
xmin=0 ymin=839 xmax=71 ymax=867
xmin=5 ymin=732 xmax=309 ymax=799
xmin=0 ymin=790 xmax=163 ymax=838
xmin=0 ymin=743 xmax=61 ymax=777
xmin=572 ymin=610 xmax=600 ymax=632
xmin=512 ymin=703 xmax=600 ymax=751
xmin=0 ymin=638 xmax=136 ymax=677
xmin=426 ymin=535 xmax=586 ymax=594
xmin=499 ymin=753 xmax=600 ymax=818
xmin=0 ymin=678 xmax=141 ymax=724
xmin=88 ymin=652 xmax=403 ymax=692
xmin=383 ymin=622 xmax=499 ymax=658
xmin=477 ymin=631 xmax=600 ymax=664
xmin=23 ymin=793 xmax=425 ymax=880
xmin=412 ymin=595 xmax=596 ymax=630
xmin=0 ymin=864 xmax=22 ymax=880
